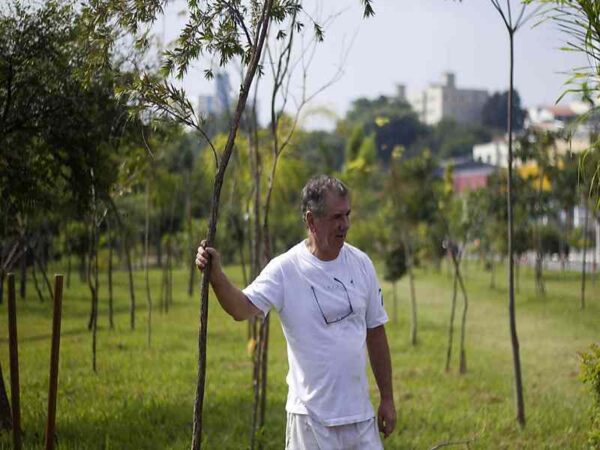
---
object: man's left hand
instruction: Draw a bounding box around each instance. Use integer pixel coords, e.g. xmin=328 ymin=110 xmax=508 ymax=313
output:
xmin=377 ymin=397 xmax=396 ymax=439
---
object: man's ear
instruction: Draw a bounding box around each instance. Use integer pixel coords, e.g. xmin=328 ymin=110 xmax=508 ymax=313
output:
xmin=305 ymin=211 xmax=315 ymax=233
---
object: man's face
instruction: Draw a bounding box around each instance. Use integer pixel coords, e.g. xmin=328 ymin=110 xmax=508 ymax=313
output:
xmin=309 ymin=192 xmax=351 ymax=256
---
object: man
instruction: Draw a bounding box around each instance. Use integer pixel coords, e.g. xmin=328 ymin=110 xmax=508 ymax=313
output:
xmin=196 ymin=175 xmax=396 ymax=449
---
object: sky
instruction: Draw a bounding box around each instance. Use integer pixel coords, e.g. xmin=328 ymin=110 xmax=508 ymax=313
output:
xmin=160 ymin=0 xmax=588 ymax=129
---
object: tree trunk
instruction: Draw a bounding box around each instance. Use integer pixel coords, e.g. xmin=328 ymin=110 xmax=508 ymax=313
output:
xmin=559 ymin=210 xmax=567 ymax=271
xmin=251 ymin=81 xmax=287 ymax=442
xmin=161 ymin=259 xmax=168 ymax=313
xmin=165 ymin=190 xmax=177 ymax=313
xmin=156 ymin=228 xmax=163 ymax=269
xmin=247 ymin=210 xmax=256 ymax=342
xmin=168 ymin=242 xmax=173 ymax=310
xmin=408 ymin=266 xmax=417 ymax=346
xmin=91 ymin=251 xmax=98 ymax=373
xmin=109 ymin=199 xmax=136 ymax=330
xmin=581 ymin=198 xmax=589 ymax=310
xmin=534 ymin=168 xmax=546 ymax=296
xmin=392 ymin=280 xmax=397 ymax=324
xmin=490 ymin=255 xmax=496 ymax=289
xmin=515 ymin=257 xmax=520 ymax=294
xmin=404 ymin=238 xmax=418 ymax=346
xmin=445 ymin=271 xmax=459 ymax=372
xmin=31 ymin=259 xmax=46 ymax=303
xmin=161 ymin=237 xmax=173 ymax=314
xmin=239 ymin=234 xmax=248 ymax=287
xmin=41 ymin=232 xmax=49 ymax=273
xmin=250 ymin=126 xmax=262 ymax=281
xmin=533 ymin=216 xmax=545 ymax=296
xmin=186 ymin=170 xmax=195 ymax=298
xmin=534 ymin=250 xmax=545 ymax=296
xmin=0 ymin=363 xmax=11 ymax=433
xmin=247 ymin=54 xmax=264 ymax=449
xmin=107 ymin=218 xmax=114 ymax=329
xmin=258 ymin=315 xmax=270 ymax=447
xmin=191 ymin=4 xmax=274 ymax=447
xmin=7 ymin=273 xmax=21 ymax=447
xmin=66 ymin=241 xmax=72 ymax=289
xmin=33 ymin=248 xmax=53 ymax=302
xmin=19 ymin=249 xmax=26 ymax=299
xmin=456 ymin=265 xmax=469 ymax=374
xmin=125 ymin=232 xmax=136 ymax=330
xmin=592 ymin=219 xmax=597 ymax=287
xmin=87 ymin=214 xmax=100 ymax=373
xmin=145 ymin=180 xmax=153 ymax=346
xmin=507 ymin=30 xmax=526 ymax=428
xmin=250 ymin=317 xmax=263 ymax=450
xmin=79 ymin=251 xmax=87 ymax=283
xmin=188 ymin=255 xmax=197 ymax=299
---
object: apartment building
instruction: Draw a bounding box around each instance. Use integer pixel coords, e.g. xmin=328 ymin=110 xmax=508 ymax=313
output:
xmin=409 ymin=72 xmax=489 ymax=126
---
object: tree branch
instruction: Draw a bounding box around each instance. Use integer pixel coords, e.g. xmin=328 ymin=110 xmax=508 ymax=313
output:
xmin=430 ymin=437 xmax=477 ymax=450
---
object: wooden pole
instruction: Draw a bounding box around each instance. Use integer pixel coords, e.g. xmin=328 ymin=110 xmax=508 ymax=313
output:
xmin=44 ymin=275 xmax=64 ymax=450
xmin=7 ymin=273 xmax=21 ymax=450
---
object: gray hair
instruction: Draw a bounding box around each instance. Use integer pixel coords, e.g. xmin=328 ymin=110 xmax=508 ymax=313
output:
xmin=301 ymin=175 xmax=349 ymax=222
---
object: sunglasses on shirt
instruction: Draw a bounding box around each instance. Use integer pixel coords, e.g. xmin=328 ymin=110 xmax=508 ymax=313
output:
xmin=310 ymin=277 xmax=354 ymax=325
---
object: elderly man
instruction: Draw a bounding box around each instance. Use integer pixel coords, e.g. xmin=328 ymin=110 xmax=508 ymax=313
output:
xmin=196 ymin=175 xmax=396 ymax=449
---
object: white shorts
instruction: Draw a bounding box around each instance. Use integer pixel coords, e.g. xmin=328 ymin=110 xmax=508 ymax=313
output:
xmin=285 ymin=413 xmax=383 ymax=450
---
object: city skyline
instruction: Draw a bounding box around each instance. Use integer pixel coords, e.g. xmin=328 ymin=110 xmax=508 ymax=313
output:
xmin=160 ymin=0 xmax=589 ymax=129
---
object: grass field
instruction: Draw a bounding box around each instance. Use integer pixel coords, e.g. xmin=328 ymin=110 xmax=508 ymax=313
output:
xmin=0 ymin=259 xmax=598 ymax=449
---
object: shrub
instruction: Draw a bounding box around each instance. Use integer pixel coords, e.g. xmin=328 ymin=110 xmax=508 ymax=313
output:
xmin=580 ymin=344 xmax=600 ymax=449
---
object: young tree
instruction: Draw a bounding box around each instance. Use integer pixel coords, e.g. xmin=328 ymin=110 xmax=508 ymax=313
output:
xmin=488 ymin=0 xmax=540 ymax=427
xmin=438 ymin=168 xmax=486 ymax=374
xmin=384 ymin=245 xmax=407 ymax=324
xmin=87 ymin=174 xmax=102 ymax=373
xmin=385 ymin=148 xmax=439 ymax=346
xmin=517 ymin=128 xmax=560 ymax=296
xmin=553 ymin=152 xmax=579 ymax=270
xmin=106 ymin=216 xmax=115 ymax=329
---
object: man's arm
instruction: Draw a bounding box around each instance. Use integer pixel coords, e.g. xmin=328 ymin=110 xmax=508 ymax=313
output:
xmin=196 ymin=244 xmax=261 ymax=321
xmin=366 ymin=325 xmax=397 ymax=439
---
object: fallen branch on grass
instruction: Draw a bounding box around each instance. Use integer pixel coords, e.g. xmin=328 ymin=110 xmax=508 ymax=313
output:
xmin=429 ymin=436 xmax=478 ymax=450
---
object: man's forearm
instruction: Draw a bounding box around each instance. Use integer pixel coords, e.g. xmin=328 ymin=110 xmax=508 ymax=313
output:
xmin=366 ymin=325 xmax=394 ymax=401
xmin=209 ymin=267 xmax=259 ymax=321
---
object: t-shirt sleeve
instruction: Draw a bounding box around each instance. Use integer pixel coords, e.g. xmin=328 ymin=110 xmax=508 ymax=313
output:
xmin=363 ymin=255 xmax=388 ymax=329
xmin=242 ymin=257 xmax=284 ymax=315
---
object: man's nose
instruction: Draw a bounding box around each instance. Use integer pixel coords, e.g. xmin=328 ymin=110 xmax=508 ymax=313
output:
xmin=340 ymin=216 xmax=350 ymax=229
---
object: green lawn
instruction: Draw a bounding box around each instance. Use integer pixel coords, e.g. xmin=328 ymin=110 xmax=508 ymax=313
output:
xmin=0 ymin=260 xmax=598 ymax=449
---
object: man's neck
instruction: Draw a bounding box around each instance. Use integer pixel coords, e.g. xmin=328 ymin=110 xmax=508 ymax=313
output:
xmin=305 ymin=235 xmax=341 ymax=261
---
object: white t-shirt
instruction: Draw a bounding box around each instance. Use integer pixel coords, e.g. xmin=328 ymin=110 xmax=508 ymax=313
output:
xmin=243 ymin=241 xmax=388 ymax=426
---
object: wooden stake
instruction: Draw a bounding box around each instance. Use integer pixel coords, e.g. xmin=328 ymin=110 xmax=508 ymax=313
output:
xmin=44 ymin=275 xmax=64 ymax=450
xmin=7 ymin=273 xmax=21 ymax=450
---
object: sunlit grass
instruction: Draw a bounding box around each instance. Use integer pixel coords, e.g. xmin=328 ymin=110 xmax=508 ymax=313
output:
xmin=0 ymin=259 xmax=598 ymax=449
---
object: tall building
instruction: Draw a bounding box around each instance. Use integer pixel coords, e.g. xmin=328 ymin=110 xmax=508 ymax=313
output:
xmin=215 ymin=72 xmax=232 ymax=114
xmin=197 ymin=71 xmax=233 ymax=117
xmin=409 ymin=72 xmax=489 ymax=126
xmin=197 ymin=95 xmax=219 ymax=116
